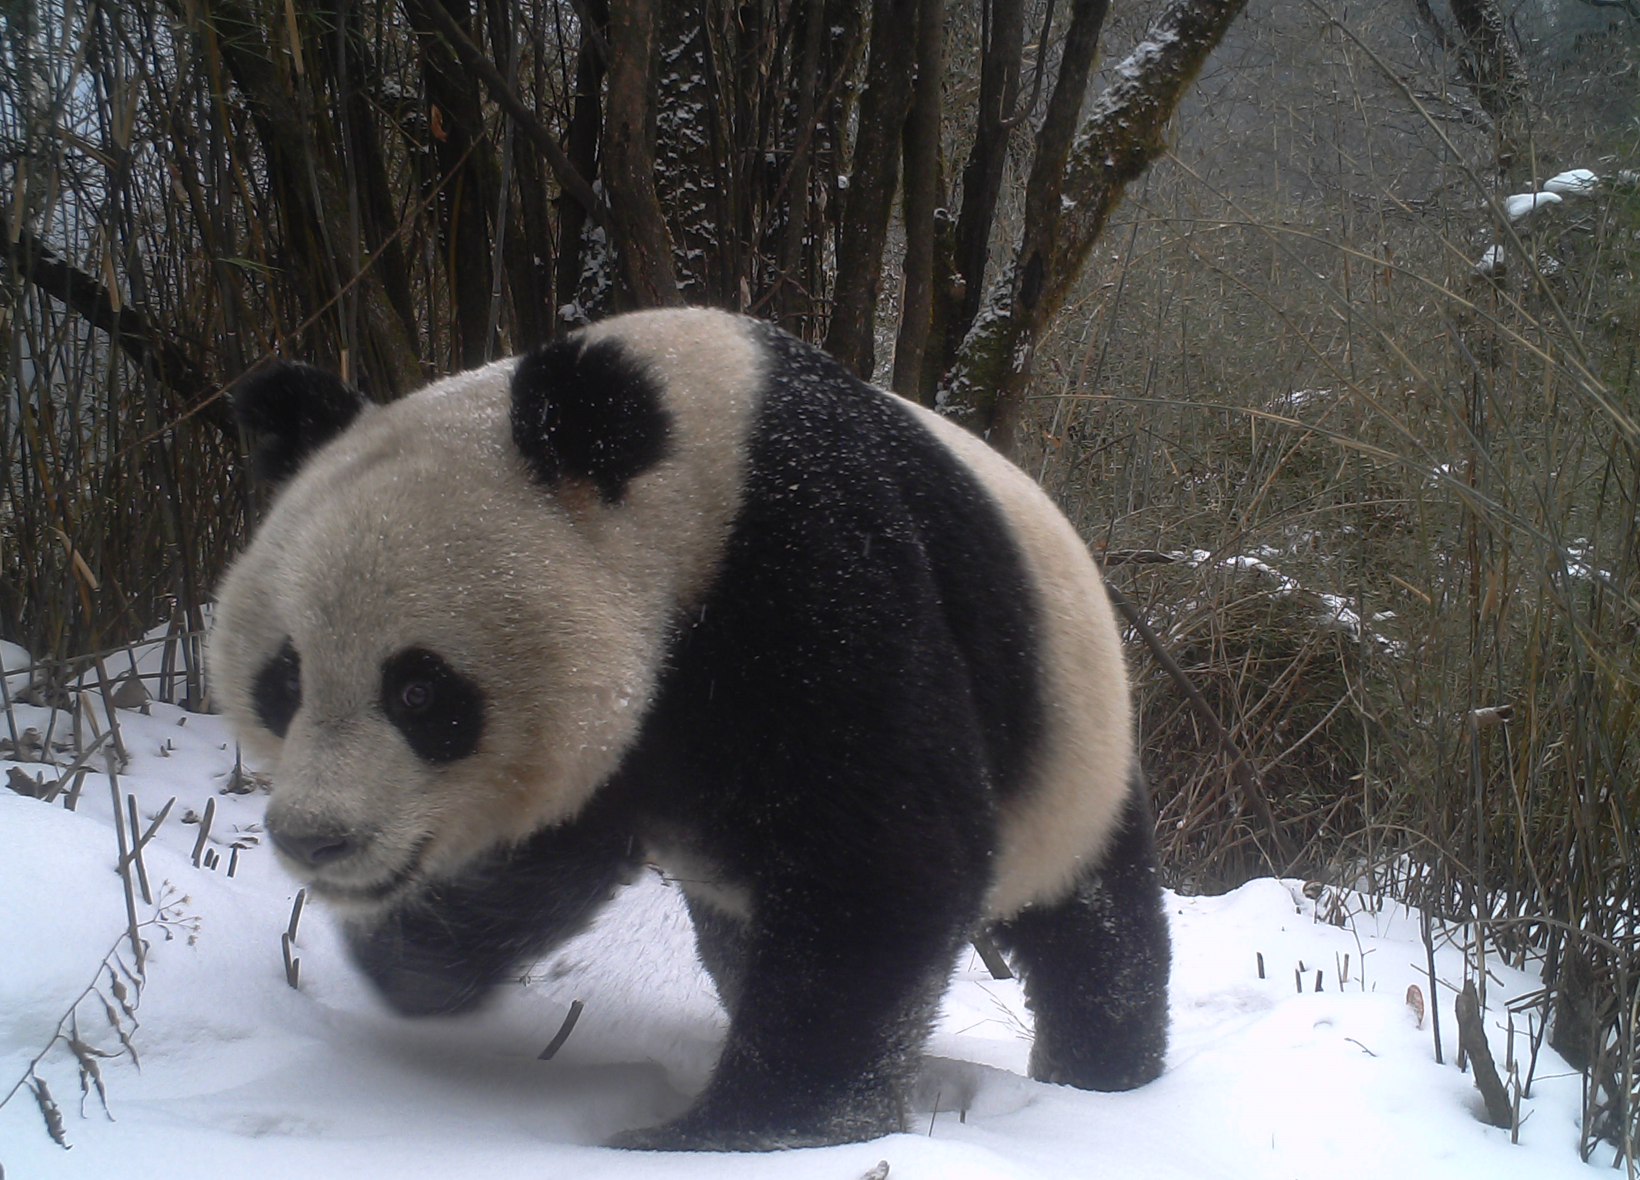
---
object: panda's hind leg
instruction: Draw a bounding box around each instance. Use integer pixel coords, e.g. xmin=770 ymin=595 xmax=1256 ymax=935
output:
xmin=992 ymin=770 xmax=1170 ymax=1091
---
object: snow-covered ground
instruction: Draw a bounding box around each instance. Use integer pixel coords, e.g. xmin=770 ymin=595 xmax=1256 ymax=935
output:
xmin=1 ymin=688 xmax=1598 ymax=1178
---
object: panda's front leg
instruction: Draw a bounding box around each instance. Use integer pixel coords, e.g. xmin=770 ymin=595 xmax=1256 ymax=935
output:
xmin=610 ymin=876 xmax=974 ymax=1151
xmin=345 ymin=800 xmax=638 ymax=1017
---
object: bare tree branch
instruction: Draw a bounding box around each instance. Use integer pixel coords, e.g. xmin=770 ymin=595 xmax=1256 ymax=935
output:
xmin=181 ymin=0 xmax=424 ymax=392
xmin=404 ymin=0 xmax=610 ymax=230
xmin=0 ymin=214 xmax=234 ymax=442
xmin=938 ymin=0 xmax=1249 ymax=454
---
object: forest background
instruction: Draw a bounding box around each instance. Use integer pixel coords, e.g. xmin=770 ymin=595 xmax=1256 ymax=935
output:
xmin=2 ymin=0 xmax=1638 ymax=1162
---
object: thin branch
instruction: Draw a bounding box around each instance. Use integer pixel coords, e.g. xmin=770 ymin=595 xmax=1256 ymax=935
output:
xmin=403 ymin=0 xmax=609 ymax=229
xmin=1103 ymin=576 xmax=1298 ymax=870
xmin=0 ymin=214 xmax=233 ymax=441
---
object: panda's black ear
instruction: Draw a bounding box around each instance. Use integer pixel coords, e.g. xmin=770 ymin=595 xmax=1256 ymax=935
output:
xmin=231 ymin=360 xmax=370 ymax=487
xmin=510 ymin=336 xmax=672 ymax=503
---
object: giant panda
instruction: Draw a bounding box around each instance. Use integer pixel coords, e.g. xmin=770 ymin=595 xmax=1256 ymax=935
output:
xmin=209 ymin=308 xmax=1170 ymax=1151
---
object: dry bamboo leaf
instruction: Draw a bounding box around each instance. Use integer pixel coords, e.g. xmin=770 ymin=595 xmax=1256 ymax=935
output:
xmin=98 ymin=989 xmax=141 ymax=1068
xmin=69 ymin=1036 xmax=110 ymax=1116
xmin=97 ymin=993 xmax=134 ymax=1052
xmin=114 ymin=953 xmax=144 ymax=994
xmin=107 ymin=965 xmax=135 ymax=1019
xmin=1406 ymin=983 xmax=1425 ymax=1029
xmin=29 ymin=1074 xmax=68 ymax=1148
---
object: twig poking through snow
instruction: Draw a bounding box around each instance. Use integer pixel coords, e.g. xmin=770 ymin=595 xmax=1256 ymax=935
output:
xmin=1422 ymin=910 xmax=1443 ymax=1064
xmin=537 ymin=999 xmax=585 ymax=1061
xmin=971 ymin=930 xmax=1013 ymax=979
xmin=108 ymin=771 xmax=145 ymax=972
xmin=126 ymin=795 xmax=151 ymax=905
xmin=189 ymin=797 xmax=214 ymax=867
xmin=1456 ymin=981 xmax=1512 ymax=1128
xmin=281 ymin=933 xmax=300 ymax=990
xmin=287 ymin=889 xmax=305 ymax=943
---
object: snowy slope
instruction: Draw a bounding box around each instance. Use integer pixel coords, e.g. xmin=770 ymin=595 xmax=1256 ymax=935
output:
xmin=0 ymin=698 xmax=1597 ymax=1179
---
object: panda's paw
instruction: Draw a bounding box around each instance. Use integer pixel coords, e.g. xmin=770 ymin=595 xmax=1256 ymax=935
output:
xmin=605 ymin=1118 xmax=746 ymax=1152
xmin=605 ymin=1115 xmax=838 ymax=1152
xmin=605 ymin=1122 xmax=694 ymax=1152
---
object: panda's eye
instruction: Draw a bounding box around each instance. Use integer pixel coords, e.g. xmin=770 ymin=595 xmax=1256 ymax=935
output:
xmin=380 ymin=646 xmax=485 ymax=764
xmin=252 ymin=638 xmax=302 ymax=738
xmin=399 ymin=681 xmax=433 ymax=712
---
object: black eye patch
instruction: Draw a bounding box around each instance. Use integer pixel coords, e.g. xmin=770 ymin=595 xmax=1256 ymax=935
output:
xmin=380 ymin=647 xmax=485 ymax=764
xmin=253 ymin=638 xmax=302 ymax=738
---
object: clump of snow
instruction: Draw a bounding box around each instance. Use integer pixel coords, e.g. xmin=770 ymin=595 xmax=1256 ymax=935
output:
xmin=1473 ymin=245 xmax=1506 ymax=277
xmin=1168 ymin=549 xmax=1400 ymax=650
xmin=1505 ymin=191 xmax=1562 ymax=221
xmin=1270 ymin=388 xmax=1336 ymax=410
xmin=1561 ymin=537 xmax=1612 ymax=583
xmin=1543 ymin=169 xmax=1598 ymax=196
xmin=1 ymin=639 xmax=32 ymax=700
xmin=0 ymin=688 xmax=1596 ymax=1177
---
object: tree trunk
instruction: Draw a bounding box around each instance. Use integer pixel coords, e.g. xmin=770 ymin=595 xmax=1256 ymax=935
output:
xmin=655 ymin=3 xmax=718 ymax=303
xmin=557 ymin=0 xmax=609 ymax=327
xmin=823 ymin=0 xmax=919 ymax=377
xmin=407 ymin=0 xmax=502 ymax=369
xmin=604 ymin=0 xmax=682 ymax=307
xmin=891 ymin=0 xmax=944 ymax=402
xmin=943 ymin=0 xmax=1024 ymax=361
xmin=777 ymin=0 xmax=827 ymax=332
xmin=1449 ymin=0 xmax=1530 ymax=177
xmin=989 ymin=0 xmax=1107 ymax=447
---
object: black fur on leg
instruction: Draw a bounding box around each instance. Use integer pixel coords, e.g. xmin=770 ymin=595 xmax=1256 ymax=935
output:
xmin=992 ymin=767 xmax=1170 ymax=1091
xmin=344 ymin=797 xmax=639 ymax=1017
xmin=610 ymin=902 xmax=967 ymax=1151
xmin=683 ymin=896 xmax=748 ymax=1017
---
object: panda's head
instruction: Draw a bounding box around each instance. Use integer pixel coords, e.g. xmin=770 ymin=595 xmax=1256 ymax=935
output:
xmin=209 ymin=313 xmax=760 ymax=913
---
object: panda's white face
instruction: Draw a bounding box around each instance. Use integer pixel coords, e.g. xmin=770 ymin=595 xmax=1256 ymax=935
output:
xmin=210 ymin=313 xmax=764 ymax=914
xmin=211 ymin=363 xmax=649 ymax=910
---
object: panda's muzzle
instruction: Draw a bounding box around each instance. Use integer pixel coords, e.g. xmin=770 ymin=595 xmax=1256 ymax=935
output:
xmin=268 ymin=824 xmax=357 ymax=870
xmin=266 ymin=817 xmax=432 ymax=904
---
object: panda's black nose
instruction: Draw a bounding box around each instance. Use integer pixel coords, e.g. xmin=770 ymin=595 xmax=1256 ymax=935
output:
xmin=269 ymin=825 xmax=357 ymax=869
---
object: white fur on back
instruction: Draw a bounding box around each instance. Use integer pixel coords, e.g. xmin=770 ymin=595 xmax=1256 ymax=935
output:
xmin=903 ymin=404 xmax=1136 ymax=919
